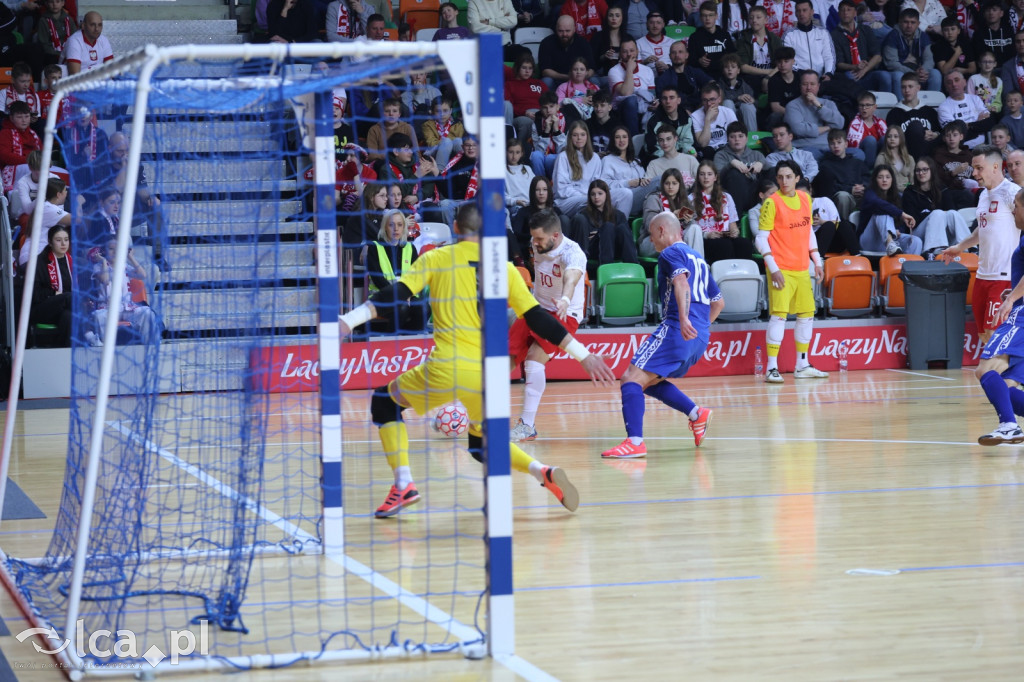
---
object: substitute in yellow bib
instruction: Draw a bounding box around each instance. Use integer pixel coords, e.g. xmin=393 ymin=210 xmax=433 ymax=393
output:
xmin=339 ymin=204 xmax=615 ymax=518
xmin=755 ymin=159 xmax=829 ymax=384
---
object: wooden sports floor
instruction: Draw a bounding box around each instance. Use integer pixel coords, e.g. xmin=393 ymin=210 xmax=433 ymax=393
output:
xmin=3 ymin=368 xmax=1024 ymax=680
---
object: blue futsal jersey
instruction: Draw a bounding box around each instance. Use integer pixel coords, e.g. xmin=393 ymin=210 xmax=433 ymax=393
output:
xmin=657 ymin=242 xmax=721 ymax=329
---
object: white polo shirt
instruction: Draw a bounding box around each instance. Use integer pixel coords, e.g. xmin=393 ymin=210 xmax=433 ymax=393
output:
xmin=63 ymin=31 xmax=114 ymax=72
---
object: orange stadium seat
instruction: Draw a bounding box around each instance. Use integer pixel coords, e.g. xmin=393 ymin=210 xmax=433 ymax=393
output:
xmin=400 ymin=0 xmax=440 ymax=30
xmin=823 ymin=255 xmax=876 ymax=318
xmin=950 ymin=252 xmax=979 ymax=314
xmin=878 ymin=254 xmax=923 ymax=316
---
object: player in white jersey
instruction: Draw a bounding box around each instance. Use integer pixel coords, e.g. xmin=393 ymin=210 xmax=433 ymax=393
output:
xmin=509 ymin=210 xmax=588 ymax=442
xmin=941 ymin=145 xmax=1023 ymax=343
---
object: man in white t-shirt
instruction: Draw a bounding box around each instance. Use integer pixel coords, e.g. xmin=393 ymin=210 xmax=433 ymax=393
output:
xmin=690 ymin=81 xmax=737 ymax=160
xmin=941 ymin=145 xmax=1023 ymax=343
xmin=636 ymin=12 xmax=672 ymax=74
xmin=63 ymin=12 xmax=114 ymax=75
xmin=938 ymin=71 xmax=996 ymax=148
xmin=19 ymin=177 xmax=70 ymax=268
xmin=508 ymin=210 xmax=588 ymax=442
xmin=609 ymin=37 xmax=656 ymax=136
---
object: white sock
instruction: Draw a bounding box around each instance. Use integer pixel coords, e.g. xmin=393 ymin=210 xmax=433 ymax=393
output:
xmin=521 ymin=360 xmax=546 ymax=427
xmin=688 ymin=406 xmax=700 ymax=421
xmin=394 ymin=466 xmax=413 ymax=489
xmin=794 ymin=317 xmax=813 ymax=370
xmin=527 ymin=459 xmax=545 ymax=483
xmin=767 ymin=356 xmax=779 ymax=371
xmin=629 ymin=436 xmax=644 ymax=446
xmin=766 ymin=316 xmax=785 ymax=371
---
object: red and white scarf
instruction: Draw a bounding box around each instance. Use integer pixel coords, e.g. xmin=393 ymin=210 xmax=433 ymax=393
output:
xmin=544 ymin=112 xmax=566 ymax=154
xmin=47 ymin=251 xmax=70 ymax=294
xmin=389 ymin=160 xmax=422 ymax=207
xmin=661 ymin=193 xmax=674 ymax=212
xmin=1016 ymin=60 xmax=1024 ymax=98
xmin=956 ymin=2 xmax=975 ymax=37
xmin=845 ymin=29 xmax=861 ymax=66
xmin=434 ymin=118 xmax=453 ymax=140
xmin=847 ymin=115 xmax=887 ymax=147
xmin=44 ymin=15 xmax=73 ymax=52
xmin=72 ymin=121 xmax=97 ymax=161
xmin=2 ymin=126 xmax=41 ymax=191
xmin=335 ymin=1 xmax=363 ymax=39
xmin=763 ymin=0 xmax=795 ymax=37
xmin=697 ymin=192 xmax=727 ymax=232
xmin=1012 ymin=6 xmax=1024 ymax=33
xmin=441 ymin=152 xmax=480 ymax=200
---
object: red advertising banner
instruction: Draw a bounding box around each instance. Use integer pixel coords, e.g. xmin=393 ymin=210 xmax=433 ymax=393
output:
xmin=250 ymin=322 xmax=982 ymax=393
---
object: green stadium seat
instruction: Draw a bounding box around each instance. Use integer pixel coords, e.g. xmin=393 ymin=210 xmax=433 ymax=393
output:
xmin=664 ymin=25 xmax=695 ymax=41
xmin=739 ymin=214 xmax=762 ymax=260
xmin=747 ymin=131 xmax=771 ymax=150
xmin=595 ymin=263 xmax=650 ymax=326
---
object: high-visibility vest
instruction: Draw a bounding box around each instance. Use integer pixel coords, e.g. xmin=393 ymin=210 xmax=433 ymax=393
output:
xmin=370 ymin=242 xmax=412 ymax=291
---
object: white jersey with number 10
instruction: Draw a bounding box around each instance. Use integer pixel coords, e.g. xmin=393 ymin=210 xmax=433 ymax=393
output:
xmin=532 ymin=236 xmax=587 ymax=322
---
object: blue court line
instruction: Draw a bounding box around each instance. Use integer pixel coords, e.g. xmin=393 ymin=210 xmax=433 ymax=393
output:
xmin=511 ymin=481 xmax=1024 ymax=511
xmin=899 ymin=561 xmax=1024 ymax=573
xmin=517 ymin=575 xmax=761 ymax=592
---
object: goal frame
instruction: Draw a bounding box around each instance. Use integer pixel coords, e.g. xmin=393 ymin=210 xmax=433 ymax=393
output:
xmin=0 ymin=35 xmax=515 ymax=677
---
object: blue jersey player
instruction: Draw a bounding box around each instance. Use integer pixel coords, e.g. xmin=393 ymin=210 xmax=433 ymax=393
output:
xmin=975 ymin=183 xmax=1024 ymax=445
xmin=601 ymin=211 xmax=725 ymax=459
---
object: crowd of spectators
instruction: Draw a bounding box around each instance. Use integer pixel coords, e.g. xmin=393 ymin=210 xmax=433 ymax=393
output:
xmin=307 ymin=0 xmax=1023 ymax=325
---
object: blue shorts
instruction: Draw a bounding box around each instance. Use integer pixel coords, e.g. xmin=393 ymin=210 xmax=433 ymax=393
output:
xmin=981 ymin=320 xmax=1024 ymax=384
xmin=631 ymin=323 xmax=709 ymax=379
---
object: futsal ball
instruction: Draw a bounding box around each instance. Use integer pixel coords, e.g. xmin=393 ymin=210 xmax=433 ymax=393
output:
xmin=433 ymin=403 xmax=469 ymax=437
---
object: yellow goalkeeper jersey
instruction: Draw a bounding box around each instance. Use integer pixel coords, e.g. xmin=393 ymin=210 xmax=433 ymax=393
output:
xmin=399 ymin=240 xmax=539 ymax=362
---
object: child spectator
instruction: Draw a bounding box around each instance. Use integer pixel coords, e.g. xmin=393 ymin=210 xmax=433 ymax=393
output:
xmin=504 ymin=53 xmax=547 ymax=144
xmin=10 ymin=149 xmax=43 ymax=230
xmin=1 ymin=62 xmax=39 ymax=119
xmin=767 ymin=46 xmax=799 ymax=128
xmin=932 ymin=16 xmax=977 ymax=79
xmin=600 ymin=125 xmax=653 ymax=217
xmin=0 ymin=102 xmax=41 ymax=193
xmin=556 ymin=57 xmax=599 ymax=125
xmin=1002 ymin=91 xmax=1024 ymax=148
xmin=874 ymin=126 xmax=914 ymax=190
xmin=567 ymin=179 xmax=637 ymax=273
xmin=737 ymin=5 xmax=783 ymax=93
xmin=640 ymin=167 xmax=704 ymax=257
xmin=688 ymin=1 xmax=736 ymax=79
xmin=90 ymin=236 xmax=160 ymax=344
xmin=437 ymin=135 xmax=480 ymax=225
xmin=747 ymin=176 xmax=778 ymax=234
xmin=38 ymin=64 xmax=67 ymax=124
xmin=902 ymin=156 xmax=972 ymax=258
xmin=366 ymin=98 xmax=416 ymax=163
xmin=434 ymin=2 xmax=471 ymax=40
xmin=718 ymin=53 xmax=757 ymax=135
xmin=587 ymin=89 xmax=619 ymax=155
xmin=858 ymin=164 xmax=921 ymax=256
xmin=530 ymin=91 xmax=566 ymax=180
xmin=402 ymin=72 xmax=441 ymax=118
xmin=847 ymin=91 xmax=887 ymax=167
xmin=36 ymin=0 xmax=78 ymax=68
xmin=933 ymin=120 xmax=978 ymax=193
xmin=644 ymin=127 xmax=699 ymax=189
xmin=991 ymin=123 xmax=1016 ymax=158
xmin=422 ymin=97 xmax=465 ymax=169
xmin=817 ymin=128 xmax=870 ymax=224
xmin=642 ymin=86 xmax=694 ymax=164
xmin=690 ymin=159 xmax=753 ymax=264
xmin=712 ymin=121 xmax=765 ymax=215
xmin=505 ymin=138 xmax=536 ymax=223
xmin=554 ymin=120 xmax=631 ymax=218
xmin=968 ymin=50 xmax=1003 ymax=115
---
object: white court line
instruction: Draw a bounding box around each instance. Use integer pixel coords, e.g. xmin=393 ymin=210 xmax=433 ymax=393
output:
xmin=886 ymin=369 xmax=956 ymax=381
xmin=495 ymin=653 xmax=561 ymax=682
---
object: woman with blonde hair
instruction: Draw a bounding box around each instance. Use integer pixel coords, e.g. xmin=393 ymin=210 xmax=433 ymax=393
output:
xmin=553 ymin=120 xmax=631 ymax=218
xmin=365 ymin=209 xmax=427 ymax=332
xmin=875 ymin=126 xmax=915 ymax=190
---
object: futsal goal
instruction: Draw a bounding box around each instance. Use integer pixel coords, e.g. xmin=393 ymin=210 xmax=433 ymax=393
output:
xmin=0 ymin=35 xmax=514 ymax=677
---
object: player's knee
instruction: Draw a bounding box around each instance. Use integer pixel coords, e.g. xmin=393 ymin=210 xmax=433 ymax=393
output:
xmin=467 ymin=433 xmax=484 ymax=463
xmin=370 ymin=387 xmax=405 ymax=426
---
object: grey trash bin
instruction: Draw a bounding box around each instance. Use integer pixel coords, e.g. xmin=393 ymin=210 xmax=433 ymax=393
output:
xmin=899 ymin=261 xmax=971 ymax=370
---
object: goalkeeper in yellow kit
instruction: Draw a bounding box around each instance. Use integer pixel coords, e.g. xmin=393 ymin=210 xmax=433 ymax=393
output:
xmin=339 ymin=205 xmax=615 ymax=517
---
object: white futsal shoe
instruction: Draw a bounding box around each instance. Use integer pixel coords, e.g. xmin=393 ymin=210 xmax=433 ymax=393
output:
xmin=510 ymin=418 xmax=538 ymax=442
xmin=978 ymin=423 xmax=1024 ymax=446
xmin=793 ymin=365 xmax=829 ymax=379
xmin=765 ymin=368 xmax=784 ymax=384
